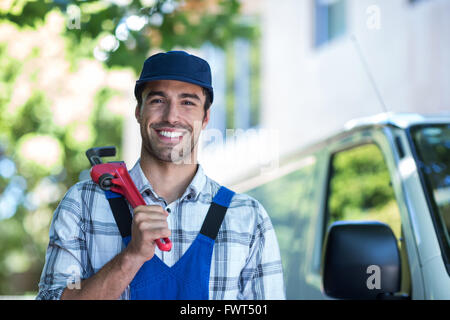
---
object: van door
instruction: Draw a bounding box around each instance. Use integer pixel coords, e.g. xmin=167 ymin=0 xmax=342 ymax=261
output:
xmin=245 ymin=155 xmax=323 ymax=299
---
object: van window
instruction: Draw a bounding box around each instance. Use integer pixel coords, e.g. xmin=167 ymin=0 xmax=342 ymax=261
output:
xmin=326 ymin=143 xmax=401 ymax=239
xmin=246 ymin=157 xmax=317 ymax=299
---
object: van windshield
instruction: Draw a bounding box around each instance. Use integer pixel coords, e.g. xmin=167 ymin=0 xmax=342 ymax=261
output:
xmin=410 ymin=124 xmax=450 ymax=267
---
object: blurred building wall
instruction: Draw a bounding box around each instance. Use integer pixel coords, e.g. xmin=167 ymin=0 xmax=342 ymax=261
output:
xmin=261 ymin=0 xmax=450 ymax=158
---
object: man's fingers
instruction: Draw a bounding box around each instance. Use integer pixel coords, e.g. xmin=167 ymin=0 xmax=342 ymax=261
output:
xmin=132 ymin=206 xmax=171 ymax=243
xmin=137 ymin=220 xmax=169 ymax=232
xmin=134 ymin=204 xmax=168 ymax=214
xmin=155 ymin=227 xmax=171 ymax=239
xmin=143 ymin=228 xmax=171 ymax=242
xmin=138 ymin=227 xmax=171 ymax=245
xmin=133 ymin=206 xmax=169 ymax=223
xmin=134 ymin=205 xmax=168 ymax=215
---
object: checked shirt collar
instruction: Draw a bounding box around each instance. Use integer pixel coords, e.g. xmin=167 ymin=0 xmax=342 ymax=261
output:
xmin=129 ymin=159 xmax=207 ymax=204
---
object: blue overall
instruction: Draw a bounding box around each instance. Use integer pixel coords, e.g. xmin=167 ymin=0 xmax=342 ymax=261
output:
xmin=104 ymin=186 xmax=235 ymax=300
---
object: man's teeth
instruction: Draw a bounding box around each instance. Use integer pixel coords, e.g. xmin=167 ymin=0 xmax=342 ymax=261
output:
xmin=159 ymin=130 xmax=183 ymax=138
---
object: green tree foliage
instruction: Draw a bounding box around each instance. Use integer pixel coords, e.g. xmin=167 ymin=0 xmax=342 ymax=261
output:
xmin=1 ymin=0 xmax=256 ymax=73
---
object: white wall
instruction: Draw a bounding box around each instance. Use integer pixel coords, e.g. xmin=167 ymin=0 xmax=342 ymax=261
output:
xmin=260 ymin=0 xmax=450 ymax=159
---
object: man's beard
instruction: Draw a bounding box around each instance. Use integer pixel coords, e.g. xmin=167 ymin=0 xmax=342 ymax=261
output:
xmin=140 ymin=121 xmax=202 ymax=164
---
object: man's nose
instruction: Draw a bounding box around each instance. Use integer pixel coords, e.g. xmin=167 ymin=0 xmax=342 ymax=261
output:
xmin=162 ymin=100 xmax=180 ymax=123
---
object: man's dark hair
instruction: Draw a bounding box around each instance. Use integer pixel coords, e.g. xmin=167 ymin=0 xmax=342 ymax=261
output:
xmin=201 ymin=87 xmax=212 ymax=112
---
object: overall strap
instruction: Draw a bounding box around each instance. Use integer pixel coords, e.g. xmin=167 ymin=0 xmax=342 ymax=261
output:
xmin=104 ymin=190 xmax=132 ymax=239
xmin=199 ymin=186 xmax=235 ymax=240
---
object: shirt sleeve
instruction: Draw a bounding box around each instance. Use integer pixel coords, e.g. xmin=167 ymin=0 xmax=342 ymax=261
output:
xmin=36 ymin=183 xmax=90 ymax=300
xmin=240 ymin=201 xmax=286 ymax=300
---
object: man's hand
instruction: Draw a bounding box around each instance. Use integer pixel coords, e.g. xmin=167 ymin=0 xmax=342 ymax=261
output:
xmin=124 ymin=205 xmax=171 ymax=263
xmin=61 ymin=205 xmax=170 ymax=300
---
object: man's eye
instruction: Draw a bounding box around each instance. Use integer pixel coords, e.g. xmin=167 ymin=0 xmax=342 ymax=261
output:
xmin=150 ymin=99 xmax=164 ymax=104
xmin=182 ymin=100 xmax=195 ymax=106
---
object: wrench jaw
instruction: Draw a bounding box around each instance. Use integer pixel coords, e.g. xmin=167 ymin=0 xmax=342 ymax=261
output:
xmin=86 ymin=146 xmax=116 ymax=166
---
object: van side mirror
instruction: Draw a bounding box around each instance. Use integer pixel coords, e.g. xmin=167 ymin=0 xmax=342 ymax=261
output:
xmin=321 ymin=221 xmax=403 ymax=299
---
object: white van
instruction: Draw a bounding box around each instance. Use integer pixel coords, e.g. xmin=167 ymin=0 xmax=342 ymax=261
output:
xmin=234 ymin=113 xmax=450 ymax=300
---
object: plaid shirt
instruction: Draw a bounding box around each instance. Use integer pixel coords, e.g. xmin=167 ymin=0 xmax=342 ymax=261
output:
xmin=36 ymin=160 xmax=285 ymax=300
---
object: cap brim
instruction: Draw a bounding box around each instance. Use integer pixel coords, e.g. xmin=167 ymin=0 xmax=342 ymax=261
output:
xmin=135 ymin=75 xmax=213 ymax=103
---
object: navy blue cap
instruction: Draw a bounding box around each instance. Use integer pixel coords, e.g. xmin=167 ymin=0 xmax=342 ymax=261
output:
xmin=134 ymin=51 xmax=213 ymax=104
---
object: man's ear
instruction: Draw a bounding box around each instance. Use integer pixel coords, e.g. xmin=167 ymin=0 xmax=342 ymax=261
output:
xmin=202 ymin=108 xmax=211 ymax=130
xmin=135 ymin=104 xmax=141 ymax=123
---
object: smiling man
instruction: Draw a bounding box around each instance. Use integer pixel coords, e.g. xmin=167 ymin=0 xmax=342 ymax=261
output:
xmin=37 ymin=51 xmax=286 ymax=300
